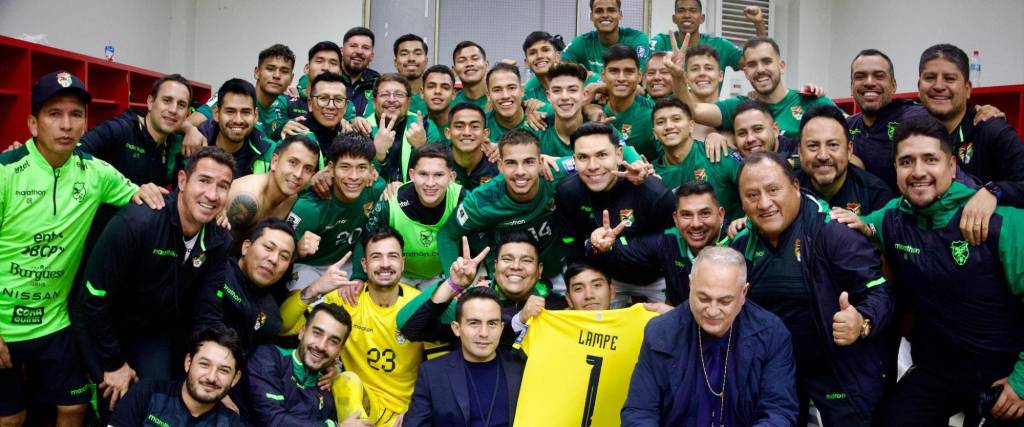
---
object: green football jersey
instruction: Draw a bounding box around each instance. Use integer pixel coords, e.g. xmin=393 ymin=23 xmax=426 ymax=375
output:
xmin=653 ymin=140 xmax=744 ymax=222
xmin=531 ymin=124 xmax=642 ymax=162
xmin=562 ymin=27 xmax=651 ymax=74
xmin=0 ymin=139 xmax=138 ymax=342
xmin=287 ymin=179 xmax=386 ymax=267
xmin=198 ymin=93 xmax=292 ymax=141
xmin=368 ymin=111 xmax=443 ymax=181
xmin=604 ymin=96 xmax=660 ymax=160
xmin=522 ymin=73 xmax=602 ymax=105
xmin=716 ymin=89 xmax=835 ymax=138
xmin=429 ymin=119 xmax=451 ymax=146
xmin=453 ymin=89 xmax=488 ymax=111
xmin=362 ymin=93 xmax=428 ymax=119
xmin=485 ymin=111 xmax=529 ymax=143
xmin=650 ymin=32 xmax=743 ymax=71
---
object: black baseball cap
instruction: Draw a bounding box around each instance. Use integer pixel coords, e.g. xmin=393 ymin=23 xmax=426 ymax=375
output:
xmin=31 ymin=70 xmax=91 ymax=113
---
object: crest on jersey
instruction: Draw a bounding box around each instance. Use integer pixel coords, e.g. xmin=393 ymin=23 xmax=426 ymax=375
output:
xmin=794 ymin=238 xmax=802 ymax=262
xmin=72 ymin=181 xmax=86 ymax=202
xmin=790 ymin=106 xmax=804 ymax=121
xmin=363 ymin=202 xmax=373 ymax=217
xmin=619 ymin=209 xmax=635 ymax=227
xmin=635 ymin=45 xmax=648 ymax=60
xmin=951 ymin=240 xmax=970 ymax=266
xmin=419 ymin=230 xmax=433 ymax=246
xmin=545 ymin=198 xmax=557 ymax=212
xmin=887 ymin=121 xmax=899 ymax=140
xmin=620 ymin=124 xmax=633 ymax=141
xmin=694 ymin=168 xmax=707 ymax=182
xmin=846 ymin=202 xmax=862 ymax=216
xmin=192 ymin=253 xmax=206 ymax=268
xmin=958 ymin=143 xmax=974 ymax=164
xmin=56 ymin=72 xmax=72 ymax=88
xmin=395 ymin=330 xmax=407 ymax=345
xmin=480 ymin=176 xmax=491 ymax=185
xmin=286 ymin=212 xmax=301 ymax=228
xmin=254 ymin=312 xmax=267 ymax=331
xmin=457 ymin=205 xmax=469 ymax=225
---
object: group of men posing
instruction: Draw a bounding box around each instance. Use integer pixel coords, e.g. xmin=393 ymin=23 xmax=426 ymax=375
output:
xmin=3 ymin=0 xmax=1024 ymax=426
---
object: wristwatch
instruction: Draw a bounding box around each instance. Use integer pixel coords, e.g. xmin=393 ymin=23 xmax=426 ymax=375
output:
xmin=860 ymin=317 xmax=872 ymax=338
xmin=984 ymin=181 xmax=1004 ymax=200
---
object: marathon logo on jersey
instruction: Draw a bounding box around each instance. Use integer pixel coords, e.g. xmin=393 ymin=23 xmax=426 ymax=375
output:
xmin=846 ymin=202 xmax=861 ymax=216
xmin=72 ymin=181 xmax=86 ymax=202
xmin=619 ymin=209 xmax=634 ymax=227
xmin=790 ymin=106 xmax=804 ymax=121
xmin=951 ymin=240 xmax=970 ymax=266
xmin=11 ymin=305 xmax=44 ymax=324
xmin=286 ymin=212 xmax=302 ymax=228
xmin=958 ymin=143 xmax=974 ymax=164
xmin=8 ymin=262 xmax=65 ymax=282
xmin=693 ymin=168 xmax=707 ymax=182
xmin=15 ymin=189 xmax=46 ymax=204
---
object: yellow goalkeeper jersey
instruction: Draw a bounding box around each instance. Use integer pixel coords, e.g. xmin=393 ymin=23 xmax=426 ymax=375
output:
xmin=514 ymin=304 xmax=658 ymax=427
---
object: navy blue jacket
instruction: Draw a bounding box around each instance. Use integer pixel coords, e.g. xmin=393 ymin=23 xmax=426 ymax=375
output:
xmin=946 ymin=106 xmax=1024 ymax=207
xmin=404 ymin=349 xmax=526 ymax=427
xmin=797 ymin=164 xmax=895 ymax=216
xmin=731 ymin=194 xmax=893 ymax=417
xmin=194 ymin=119 xmax=273 ymax=178
xmin=847 ymin=99 xmax=929 ymax=194
xmin=80 ymin=109 xmax=178 ymax=187
xmin=109 ymin=379 xmax=244 ymax=427
xmin=244 ymin=345 xmax=336 ymax=427
xmin=621 ymin=302 xmax=798 ymax=426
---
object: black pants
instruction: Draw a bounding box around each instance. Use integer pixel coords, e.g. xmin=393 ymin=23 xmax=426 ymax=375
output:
xmin=797 ymin=369 xmax=870 ymax=427
xmin=875 ymin=364 xmax=1024 ymax=427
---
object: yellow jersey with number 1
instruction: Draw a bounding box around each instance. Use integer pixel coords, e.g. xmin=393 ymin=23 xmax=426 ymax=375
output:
xmin=514 ymin=304 xmax=658 ymax=427
xmin=325 ymin=284 xmax=424 ymax=426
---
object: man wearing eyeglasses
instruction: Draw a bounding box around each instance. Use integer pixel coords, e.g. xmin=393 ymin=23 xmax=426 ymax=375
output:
xmin=366 ymin=74 xmax=442 ymax=182
xmin=281 ymin=73 xmax=350 ymax=161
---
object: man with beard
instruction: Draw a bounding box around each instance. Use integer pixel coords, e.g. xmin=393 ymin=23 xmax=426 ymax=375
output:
xmin=422 ymin=65 xmax=457 ymax=145
xmin=797 ymin=105 xmax=893 ymax=216
xmin=649 ymin=98 xmax=742 ymax=221
xmin=108 ymin=326 xmax=246 ymax=427
xmin=287 ymin=133 xmax=383 ymax=292
xmin=72 ymin=148 xmax=235 ymax=409
xmin=452 ymin=41 xmax=490 ymax=111
xmin=596 ymin=44 xmax=660 ymax=160
xmin=563 ymin=0 xmax=650 ymax=74
xmin=917 ymin=43 xmax=1024 ymax=246
xmin=367 ymin=74 xmax=441 ymax=182
xmin=556 ymin=122 xmax=676 ymax=306
xmin=340 ymin=27 xmax=380 ymax=117
xmin=485 ymin=63 xmax=530 ymax=143
xmin=281 ymin=72 xmax=350 ymax=160
xmin=446 ymin=103 xmax=500 ymax=190
xmin=224 ymin=135 xmax=320 ymax=243
xmin=247 ymin=303 xmax=354 ymax=425
xmin=193 ymin=78 xmax=275 ymax=178
xmin=283 ymin=228 xmax=428 ymax=427
xmin=367 ymin=144 xmax=467 ymax=289
xmin=392 ymin=34 xmax=428 ymax=116
xmin=732 ymin=99 xmax=798 ymax=160
xmin=671 ymin=37 xmax=833 ymax=139
xmin=80 ymin=73 xmax=191 ymax=187
xmin=650 ymin=0 xmax=766 ymax=71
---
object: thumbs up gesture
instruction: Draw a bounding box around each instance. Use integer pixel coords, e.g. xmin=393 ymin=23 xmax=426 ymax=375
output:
xmin=590 ymin=210 xmax=627 ymax=253
xmin=832 ymin=291 xmax=865 ymax=346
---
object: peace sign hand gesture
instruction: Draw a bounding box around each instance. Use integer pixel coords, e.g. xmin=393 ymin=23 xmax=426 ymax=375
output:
xmin=449 ymin=236 xmax=491 ymax=288
xmin=407 ymin=112 xmax=427 ymax=148
xmin=665 ymin=29 xmax=692 ymax=80
xmin=590 ymin=210 xmax=627 ymax=253
xmin=373 ymin=113 xmax=399 ymax=156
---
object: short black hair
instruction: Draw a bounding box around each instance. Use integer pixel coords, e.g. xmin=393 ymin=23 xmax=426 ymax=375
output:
xmin=305 ymin=303 xmax=353 ymax=345
xmin=362 ymin=226 xmax=405 ymax=251
xmin=453 ymin=41 xmax=487 ymax=62
xmin=422 ymin=64 xmax=456 ymax=86
xmin=919 ymin=43 xmax=970 ymax=81
xmin=564 ymin=261 xmax=610 ymax=285
xmin=274 ymin=134 xmax=321 ymax=162
xmin=799 ymin=105 xmax=850 ymax=145
xmin=686 ymin=44 xmax=721 ymax=67
xmin=216 ymin=78 xmax=257 ymax=109
xmin=675 ymin=180 xmax=720 ymax=207
xmin=589 ymin=0 xmax=622 ymax=8
xmin=185 ymin=146 xmax=236 ymax=179
xmin=448 ymin=102 xmax=486 ymax=123
xmin=310 ymin=72 xmax=346 ymax=97
xmin=258 ymin=44 xmax=296 ymax=68
xmin=547 ymin=62 xmax=588 ymax=83
xmin=308 ymin=41 xmax=341 ymax=62
xmin=343 ymin=27 xmax=375 ymax=46
xmin=374 ymin=73 xmax=412 ymax=99
xmin=652 ymin=97 xmax=692 ymax=121
xmin=246 ymin=218 xmax=296 ymax=247
xmin=851 ymin=48 xmax=894 ymax=79
xmin=741 ymin=37 xmax=781 ymax=58
xmin=569 ymin=121 xmax=618 ymax=151
xmin=328 ymin=132 xmax=375 ymax=164
xmin=455 ymin=286 xmax=502 ymax=321
xmin=733 ymin=99 xmax=775 ymax=123
xmin=393 ymin=33 xmax=428 ymax=57
xmin=188 ymin=325 xmax=245 ymax=372
xmin=738 ymin=151 xmax=797 ymax=183
xmin=675 ymin=0 xmax=703 ymax=12
xmin=498 ymin=128 xmax=541 ymax=158
xmin=499 ymin=230 xmax=540 ymax=257
xmin=892 ymin=115 xmax=953 ymax=156
xmin=602 ymin=43 xmax=639 ymax=68
xmin=150 ymin=74 xmax=192 ymax=103
xmin=486 ymin=63 xmax=520 ymax=87
xmin=410 ymin=143 xmax=454 ymax=170
xmin=522 ymin=31 xmax=565 ymax=54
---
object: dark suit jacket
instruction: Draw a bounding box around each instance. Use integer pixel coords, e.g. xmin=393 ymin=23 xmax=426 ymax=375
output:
xmin=404 ymin=348 xmax=525 ymax=427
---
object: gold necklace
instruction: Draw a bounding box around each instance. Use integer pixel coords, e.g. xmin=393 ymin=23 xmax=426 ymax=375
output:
xmin=698 ymin=324 xmax=733 ymax=426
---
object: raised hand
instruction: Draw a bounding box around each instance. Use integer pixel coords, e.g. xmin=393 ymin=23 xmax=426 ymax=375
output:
xmin=743 ymin=6 xmax=765 ymax=24
xmin=590 ymin=209 xmax=628 ymax=253
xmin=372 ymin=114 xmax=399 ymax=160
xmin=832 ymin=291 xmax=864 ymax=346
xmin=312 ymin=168 xmax=334 ymax=199
xmin=302 ymin=252 xmax=355 ymax=304
xmin=829 ymin=207 xmax=873 ymax=238
xmin=665 ymin=29 xmax=692 ymax=80
xmin=298 ymin=231 xmax=322 ymax=258
xmin=449 ymin=236 xmax=491 ymax=288
xmin=181 ymin=125 xmax=207 ymax=157
xmin=518 ymin=295 xmax=546 ymax=323
xmin=612 ymin=159 xmax=649 ymax=185
xmin=351 ymin=117 xmax=373 ymax=135
xmin=281 ymin=116 xmax=310 ymax=137
xmin=407 ymin=112 xmax=427 ymax=148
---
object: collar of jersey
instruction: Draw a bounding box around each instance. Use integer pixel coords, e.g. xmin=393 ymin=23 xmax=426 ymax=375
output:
xmin=898 ymin=181 xmax=975 ymax=230
xmin=287 ymin=348 xmax=323 ymax=389
xmin=27 ymin=138 xmax=80 ymax=171
xmin=494 ymin=281 xmax=550 ymax=301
